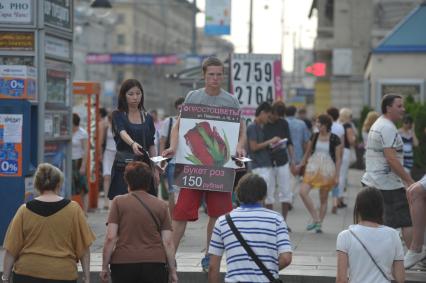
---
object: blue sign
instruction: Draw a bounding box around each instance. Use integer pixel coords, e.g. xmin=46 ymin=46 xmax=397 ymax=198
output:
xmin=0 ymin=78 xmax=25 ymax=97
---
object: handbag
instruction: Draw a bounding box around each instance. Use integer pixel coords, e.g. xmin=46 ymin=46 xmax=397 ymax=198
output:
xmin=349 ymin=229 xmax=391 ymax=281
xmin=225 ymin=214 xmax=283 ymax=283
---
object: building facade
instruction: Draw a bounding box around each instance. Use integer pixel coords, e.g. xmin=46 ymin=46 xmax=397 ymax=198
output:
xmin=311 ymin=0 xmax=422 ymax=117
xmin=74 ymin=0 xmax=234 ymax=116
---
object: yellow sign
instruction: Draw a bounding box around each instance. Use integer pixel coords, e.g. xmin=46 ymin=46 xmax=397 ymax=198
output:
xmin=0 ymin=32 xmax=34 ymax=51
xmin=314 ymin=80 xmax=331 ymax=114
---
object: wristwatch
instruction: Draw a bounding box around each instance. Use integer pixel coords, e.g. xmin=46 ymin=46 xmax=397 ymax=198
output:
xmin=1 ymin=274 xmax=9 ymax=282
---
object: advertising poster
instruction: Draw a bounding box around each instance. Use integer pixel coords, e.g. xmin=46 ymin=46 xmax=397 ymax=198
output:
xmin=204 ymin=0 xmax=231 ymax=36
xmin=0 ymin=0 xmax=33 ymax=25
xmin=0 ymin=114 xmax=23 ymax=177
xmin=174 ymin=104 xmax=241 ymax=192
xmin=231 ymin=54 xmax=282 ymax=122
xmin=0 ymin=65 xmax=36 ymax=100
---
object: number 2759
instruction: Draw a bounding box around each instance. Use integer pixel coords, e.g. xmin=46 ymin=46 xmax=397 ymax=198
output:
xmin=233 ymin=61 xmax=272 ymax=82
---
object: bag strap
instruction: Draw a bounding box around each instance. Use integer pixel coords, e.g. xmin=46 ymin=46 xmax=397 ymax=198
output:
xmin=165 ymin=117 xmax=173 ymax=149
xmin=132 ymin=193 xmax=160 ymax=233
xmin=349 ymin=229 xmax=391 ymax=281
xmin=225 ymin=214 xmax=276 ymax=282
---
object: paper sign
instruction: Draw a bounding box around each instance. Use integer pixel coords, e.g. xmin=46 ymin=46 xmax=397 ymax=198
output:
xmin=175 ymin=104 xmax=241 ymax=192
xmin=0 ymin=114 xmax=23 ymax=176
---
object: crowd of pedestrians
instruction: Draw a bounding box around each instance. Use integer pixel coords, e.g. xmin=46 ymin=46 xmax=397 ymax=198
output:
xmin=2 ymin=57 xmax=426 ymax=283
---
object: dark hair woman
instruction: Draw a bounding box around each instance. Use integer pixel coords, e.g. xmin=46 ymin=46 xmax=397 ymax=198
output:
xmin=299 ymin=114 xmax=342 ymax=233
xmin=108 ymin=79 xmax=158 ymax=199
xmin=2 ymin=163 xmax=95 ymax=283
xmin=100 ymin=161 xmax=177 ymax=283
xmin=336 ymin=187 xmax=405 ymax=283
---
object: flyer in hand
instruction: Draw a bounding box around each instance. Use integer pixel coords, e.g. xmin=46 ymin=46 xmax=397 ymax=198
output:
xmin=174 ymin=103 xmax=241 ymax=192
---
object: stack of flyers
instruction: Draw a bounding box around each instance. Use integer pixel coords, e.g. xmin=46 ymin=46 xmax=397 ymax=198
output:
xmin=270 ymin=138 xmax=288 ymax=150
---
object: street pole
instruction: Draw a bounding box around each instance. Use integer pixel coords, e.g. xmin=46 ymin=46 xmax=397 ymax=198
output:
xmin=191 ymin=0 xmax=197 ymax=54
xmin=248 ymin=0 xmax=253 ymax=53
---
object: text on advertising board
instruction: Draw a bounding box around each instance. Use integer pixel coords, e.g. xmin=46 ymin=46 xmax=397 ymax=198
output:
xmin=0 ymin=0 xmax=32 ymax=24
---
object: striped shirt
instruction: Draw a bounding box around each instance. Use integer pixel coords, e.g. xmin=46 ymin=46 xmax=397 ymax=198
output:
xmin=208 ymin=204 xmax=292 ymax=283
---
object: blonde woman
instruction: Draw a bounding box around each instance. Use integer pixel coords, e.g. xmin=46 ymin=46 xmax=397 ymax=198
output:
xmin=362 ymin=111 xmax=380 ymax=147
xmin=2 ymin=163 xmax=95 ymax=283
xmin=332 ymin=108 xmax=357 ymax=213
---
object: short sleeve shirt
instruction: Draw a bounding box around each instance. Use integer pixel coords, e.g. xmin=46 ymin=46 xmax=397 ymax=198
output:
xmin=263 ymin=118 xmax=293 ymax=166
xmin=331 ymin=122 xmax=345 ymax=141
xmin=286 ymin=116 xmax=311 ymax=163
xmin=247 ymin=122 xmax=272 ymax=169
xmin=336 ymin=224 xmax=404 ymax=283
xmin=184 ymin=88 xmax=240 ymax=109
xmin=107 ymin=191 xmax=172 ymax=264
xmin=361 ymin=116 xmax=404 ymax=190
xmin=112 ymin=111 xmax=155 ymax=152
xmin=160 ymin=117 xmax=177 ymax=138
xmin=72 ymin=127 xmax=88 ymax=160
xmin=3 ymin=201 xmax=95 ymax=280
xmin=209 ymin=205 xmax=292 ymax=283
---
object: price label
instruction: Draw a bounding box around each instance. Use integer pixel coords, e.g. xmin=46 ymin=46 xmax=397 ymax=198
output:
xmin=0 ymin=160 xmax=18 ymax=174
xmin=231 ymin=54 xmax=283 ymax=117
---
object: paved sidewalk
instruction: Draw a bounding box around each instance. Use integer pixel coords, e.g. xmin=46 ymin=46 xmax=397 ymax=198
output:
xmin=1 ymin=169 xmax=425 ymax=282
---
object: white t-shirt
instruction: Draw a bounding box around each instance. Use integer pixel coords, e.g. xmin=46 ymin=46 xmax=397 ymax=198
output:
xmin=72 ymin=127 xmax=88 ymax=160
xmin=361 ymin=116 xmax=404 ymax=190
xmin=336 ymin=224 xmax=404 ymax=283
xmin=160 ymin=117 xmax=177 ymax=163
xmin=160 ymin=116 xmax=177 ymax=139
xmin=332 ymin=122 xmax=345 ymax=141
xmin=419 ymin=175 xmax=426 ymax=191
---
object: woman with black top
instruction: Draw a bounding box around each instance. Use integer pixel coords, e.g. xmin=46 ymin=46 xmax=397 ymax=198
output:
xmin=108 ymin=79 xmax=158 ymax=199
xmin=2 ymin=163 xmax=95 ymax=283
xmin=299 ymin=114 xmax=342 ymax=233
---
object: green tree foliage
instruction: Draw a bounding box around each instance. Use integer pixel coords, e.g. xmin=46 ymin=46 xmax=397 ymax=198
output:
xmin=404 ymin=96 xmax=426 ymax=169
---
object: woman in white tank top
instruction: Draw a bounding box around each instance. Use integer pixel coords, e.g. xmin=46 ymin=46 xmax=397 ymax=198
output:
xmin=299 ymin=114 xmax=342 ymax=233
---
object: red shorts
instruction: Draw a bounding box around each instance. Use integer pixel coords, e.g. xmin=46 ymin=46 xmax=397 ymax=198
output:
xmin=173 ymin=188 xmax=233 ymax=221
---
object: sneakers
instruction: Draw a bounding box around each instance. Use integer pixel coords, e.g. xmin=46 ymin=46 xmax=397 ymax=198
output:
xmin=306 ymin=222 xmax=317 ymax=231
xmin=315 ymin=223 xmax=323 ymax=233
xmin=306 ymin=222 xmax=322 ymax=233
xmin=404 ymin=247 xmax=426 ymax=269
xmin=201 ymin=254 xmax=210 ymax=272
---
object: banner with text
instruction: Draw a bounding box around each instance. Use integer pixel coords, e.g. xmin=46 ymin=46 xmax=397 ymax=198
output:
xmin=231 ymin=53 xmax=283 ymax=123
xmin=175 ymin=104 xmax=240 ymax=192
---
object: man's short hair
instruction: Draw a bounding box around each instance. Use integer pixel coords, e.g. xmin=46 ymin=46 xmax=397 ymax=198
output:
xmin=174 ymin=97 xmax=185 ymax=109
xmin=271 ymin=101 xmax=286 ymax=117
xmin=73 ymin=113 xmax=80 ymax=126
xmin=381 ymin=93 xmax=402 ymax=114
xmin=326 ymin=107 xmax=339 ymax=121
xmin=236 ymin=173 xmax=267 ymax=204
xmin=285 ymin=105 xmax=297 ymax=117
xmin=124 ymin=161 xmax=152 ymax=191
xmin=202 ymin=57 xmax=224 ymax=75
xmin=298 ymin=108 xmax=307 ymax=115
xmin=255 ymin=102 xmax=272 ymax=117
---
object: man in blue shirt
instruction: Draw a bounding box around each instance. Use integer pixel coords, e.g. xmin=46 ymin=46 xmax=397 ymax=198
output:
xmin=285 ymin=106 xmax=311 ymax=204
xmin=208 ymin=173 xmax=292 ymax=283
